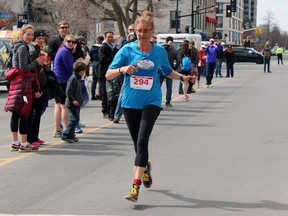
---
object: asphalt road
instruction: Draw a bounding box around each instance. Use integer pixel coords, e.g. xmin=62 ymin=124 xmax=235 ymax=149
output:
xmin=0 ymin=56 xmax=288 ymax=216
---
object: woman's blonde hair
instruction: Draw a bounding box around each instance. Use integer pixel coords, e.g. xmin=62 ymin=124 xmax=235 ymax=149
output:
xmin=60 ymin=34 xmax=76 ymax=48
xmin=135 ymin=10 xmax=154 ymax=30
xmin=18 ymin=24 xmax=35 ymax=38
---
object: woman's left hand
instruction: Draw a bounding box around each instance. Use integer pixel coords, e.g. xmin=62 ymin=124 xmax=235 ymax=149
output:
xmin=35 ymin=91 xmax=41 ymax=98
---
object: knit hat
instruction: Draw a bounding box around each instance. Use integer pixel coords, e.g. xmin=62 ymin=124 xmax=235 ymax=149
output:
xmin=97 ymin=35 xmax=104 ymax=42
xmin=33 ymin=31 xmax=45 ymax=41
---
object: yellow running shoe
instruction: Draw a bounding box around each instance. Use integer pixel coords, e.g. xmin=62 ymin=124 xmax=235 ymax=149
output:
xmin=142 ymin=160 xmax=152 ymax=188
xmin=125 ymin=184 xmax=140 ymax=202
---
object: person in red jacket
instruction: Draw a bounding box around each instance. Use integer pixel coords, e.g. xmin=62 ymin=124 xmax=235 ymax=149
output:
xmin=197 ymin=45 xmax=206 ymax=88
xmin=4 ymin=24 xmax=46 ymax=152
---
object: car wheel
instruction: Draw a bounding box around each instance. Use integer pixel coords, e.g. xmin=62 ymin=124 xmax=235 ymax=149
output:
xmin=256 ymin=59 xmax=263 ymax=64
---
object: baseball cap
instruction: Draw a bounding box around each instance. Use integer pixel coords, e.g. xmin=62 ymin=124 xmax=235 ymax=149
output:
xmin=166 ymin=36 xmax=174 ymax=43
xmin=201 ymin=45 xmax=206 ymax=48
xmin=221 ymin=42 xmax=225 ymax=45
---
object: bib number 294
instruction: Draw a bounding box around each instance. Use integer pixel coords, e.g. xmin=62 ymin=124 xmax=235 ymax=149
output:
xmin=130 ymin=75 xmax=153 ymax=90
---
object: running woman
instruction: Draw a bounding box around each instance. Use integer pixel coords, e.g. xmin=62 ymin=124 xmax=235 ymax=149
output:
xmin=106 ymin=10 xmax=191 ymax=202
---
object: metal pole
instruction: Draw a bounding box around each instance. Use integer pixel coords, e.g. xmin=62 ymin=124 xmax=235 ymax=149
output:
xmin=176 ymin=0 xmax=179 ymax=33
xmin=191 ymin=0 xmax=194 ymax=33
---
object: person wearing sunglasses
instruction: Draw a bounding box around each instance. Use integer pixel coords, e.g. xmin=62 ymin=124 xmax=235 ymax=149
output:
xmin=53 ymin=35 xmax=77 ymax=138
xmin=48 ymin=20 xmax=70 ymax=61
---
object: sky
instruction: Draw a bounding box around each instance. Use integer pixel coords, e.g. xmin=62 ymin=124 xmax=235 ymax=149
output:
xmin=257 ymin=0 xmax=288 ymax=32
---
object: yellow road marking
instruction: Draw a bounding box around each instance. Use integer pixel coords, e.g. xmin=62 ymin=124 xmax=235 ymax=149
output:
xmin=0 ymin=78 xmax=230 ymax=167
xmin=0 ymin=122 xmax=113 ymax=167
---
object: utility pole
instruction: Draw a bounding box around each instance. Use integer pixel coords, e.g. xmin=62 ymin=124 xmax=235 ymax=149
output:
xmin=191 ymin=0 xmax=194 ymax=34
xmin=175 ymin=0 xmax=179 ymax=33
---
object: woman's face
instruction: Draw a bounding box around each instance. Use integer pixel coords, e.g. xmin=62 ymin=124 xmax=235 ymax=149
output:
xmin=65 ymin=36 xmax=76 ymax=49
xmin=34 ymin=36 xmax=45 ymax=47
xmin=22 ymin=28 xmax=34 ymax=44
xmin=135 ymin=22 xmax=154 ymax=43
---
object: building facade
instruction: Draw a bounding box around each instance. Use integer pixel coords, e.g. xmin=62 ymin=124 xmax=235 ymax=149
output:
xmin=216 ymin=0 xmax=244 ymax=45
xmin=243 ymin=0 xmax=257 ymax=28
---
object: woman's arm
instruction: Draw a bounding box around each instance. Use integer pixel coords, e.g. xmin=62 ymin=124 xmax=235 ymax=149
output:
xmin=106 ymin=65 xmax=138 ymax=81
xmin=167 ymin=70 xmax=191 ymax=82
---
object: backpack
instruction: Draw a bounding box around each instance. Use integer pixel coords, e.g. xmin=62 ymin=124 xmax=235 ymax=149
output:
xmin=181 ymin=53 xmax=193 ymax=71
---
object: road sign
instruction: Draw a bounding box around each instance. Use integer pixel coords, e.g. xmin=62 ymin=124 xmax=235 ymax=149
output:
xmin=17 ymin=13 xmax=29 ymax=28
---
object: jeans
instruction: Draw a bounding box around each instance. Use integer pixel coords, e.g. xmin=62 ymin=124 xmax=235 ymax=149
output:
xmin=159 ymin=74 xmax=173 ymax=103
xmin=90 ymin=66 xmax=98 ymax=97
xmin=215 ymin=58 xmax=223 ymax=76
xmin=206 ymin=62 xmax=216 ymax=85
xmin=114 ymin=94 xmax=123 ymax=119
xmin=63 ymin=106 xmax=80 ymax=138
xmin=264 ymin=58 xmax=270 ymax=72
xmin=226 ymin=62 xmax=234 ymax=77
xmin=123 ymin=105 xmax=161 ymax=167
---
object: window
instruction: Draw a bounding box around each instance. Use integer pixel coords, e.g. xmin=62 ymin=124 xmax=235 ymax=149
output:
xmin=170 ymin=11 xmax=180 ymax=29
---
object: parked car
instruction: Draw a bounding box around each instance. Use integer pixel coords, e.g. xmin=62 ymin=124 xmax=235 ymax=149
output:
xmin=231 ymin=47 xmax=264 ymax=64
xmin=0 ymin=38 xmax=12 ymax=89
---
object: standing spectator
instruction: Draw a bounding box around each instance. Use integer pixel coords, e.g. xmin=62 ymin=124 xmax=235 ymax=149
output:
xmin=53 ymin=35 xmax=77 ymax=138
xmin=61 ymin=61 xmax=86 ymax=143
xmin=117 ymin=24 xmax=135 ymax=49
xmin=197 ymin=45 xmax=206 ymax=88
xmin=27 ymin=31 xmax=50 ymax=147
xmin=179 ymin=40 xmax=193 ymax=101
xmin=276 ymin=46 xmax=284 ymax=65
xmin=205 ymin=39 xmax=222 ymax=87
xmin=224 ymin=45 xmax=235 ymax=78
xmin=48 ymin=20 xmax=70 ymax=61
xmin=262 ymin=44 xmax=272 ymax=73
xmin=106 ymin=10 xmax=191 ymax=202
xmin=160 ymin=36 xmax=180 ymax=107
xmin=74 ymin=36 xmax=91 ymax=134
xmin=106 ymin=72 xmax=121 ymax=121
xmin=113 ymin=31 xmax=137 ymax=123
xmin=188 ymin=40 xmax=199 ymax=93
xmin=98 ymin=31 xmax=118 ymax=118
xmin=90 ymin=35 xmax=104 ymax=100
xmin=215 ymin=42 xmax=225 ymax=78
xmin=4 ymin=24 xmax=46 ymax=152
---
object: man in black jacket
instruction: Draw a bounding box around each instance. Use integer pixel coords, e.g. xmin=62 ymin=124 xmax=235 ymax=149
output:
xmin=48 ymin=20 xmax=70 ymax=61
xmin=98 ymin=31 xmax=118 ymax=118
xmin=160 ymin=36 xmax=180 ymax=108
xmin=215 ymin=42 xmax=225 ymax=78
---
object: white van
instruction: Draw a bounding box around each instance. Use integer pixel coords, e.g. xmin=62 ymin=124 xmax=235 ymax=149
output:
xmin=156 ymin=33 xmax=202 ymax=49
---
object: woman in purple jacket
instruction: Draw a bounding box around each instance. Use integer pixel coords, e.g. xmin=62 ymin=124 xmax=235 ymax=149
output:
xmin=205 ymin=39 xmax=222 ymax=87
xmin=53 ymin=34 xmax=76 ymax=138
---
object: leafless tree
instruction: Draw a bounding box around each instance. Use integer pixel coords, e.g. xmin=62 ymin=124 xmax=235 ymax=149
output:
xmin=0 ymin=1 xmax=16 ymax=30
xmin=85 ymin=0 xmax=167 ymax=36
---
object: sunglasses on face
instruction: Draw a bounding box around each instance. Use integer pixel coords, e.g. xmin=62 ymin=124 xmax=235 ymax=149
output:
xmin=66 ymin=40 xmax=76 ymax=44
xmin=80 ymin=42 xmax=86 ymax=45
xmin=60 ymin=26 xmax=69 ymax=29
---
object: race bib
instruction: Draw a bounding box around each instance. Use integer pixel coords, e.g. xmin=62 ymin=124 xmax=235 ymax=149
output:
xmin=130 ymin=75 xmax=153 ymax=90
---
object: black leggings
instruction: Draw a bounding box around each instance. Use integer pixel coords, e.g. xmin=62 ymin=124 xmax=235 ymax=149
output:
xmin=10 ymin=111 xmax=28 ymax=134
xmin=123 ymin=105 xmax=161 ymax=167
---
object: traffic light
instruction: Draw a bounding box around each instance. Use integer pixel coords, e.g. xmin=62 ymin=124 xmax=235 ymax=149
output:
xmin=185 ymin=25 xmax=189 ymax=33
xmin=259 ymin=28 xmax=263 ymax=34
xmin=226 ymin=5 xmax=232 ymax=17
xmin=255 ymin=28 xmax=259 ymax=34
xmin=230 ymin=0 xmax=237 ymax=12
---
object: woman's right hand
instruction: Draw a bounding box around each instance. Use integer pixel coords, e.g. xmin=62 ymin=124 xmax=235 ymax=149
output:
xmin=37 ymin=56 xmax=46 ymax=66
